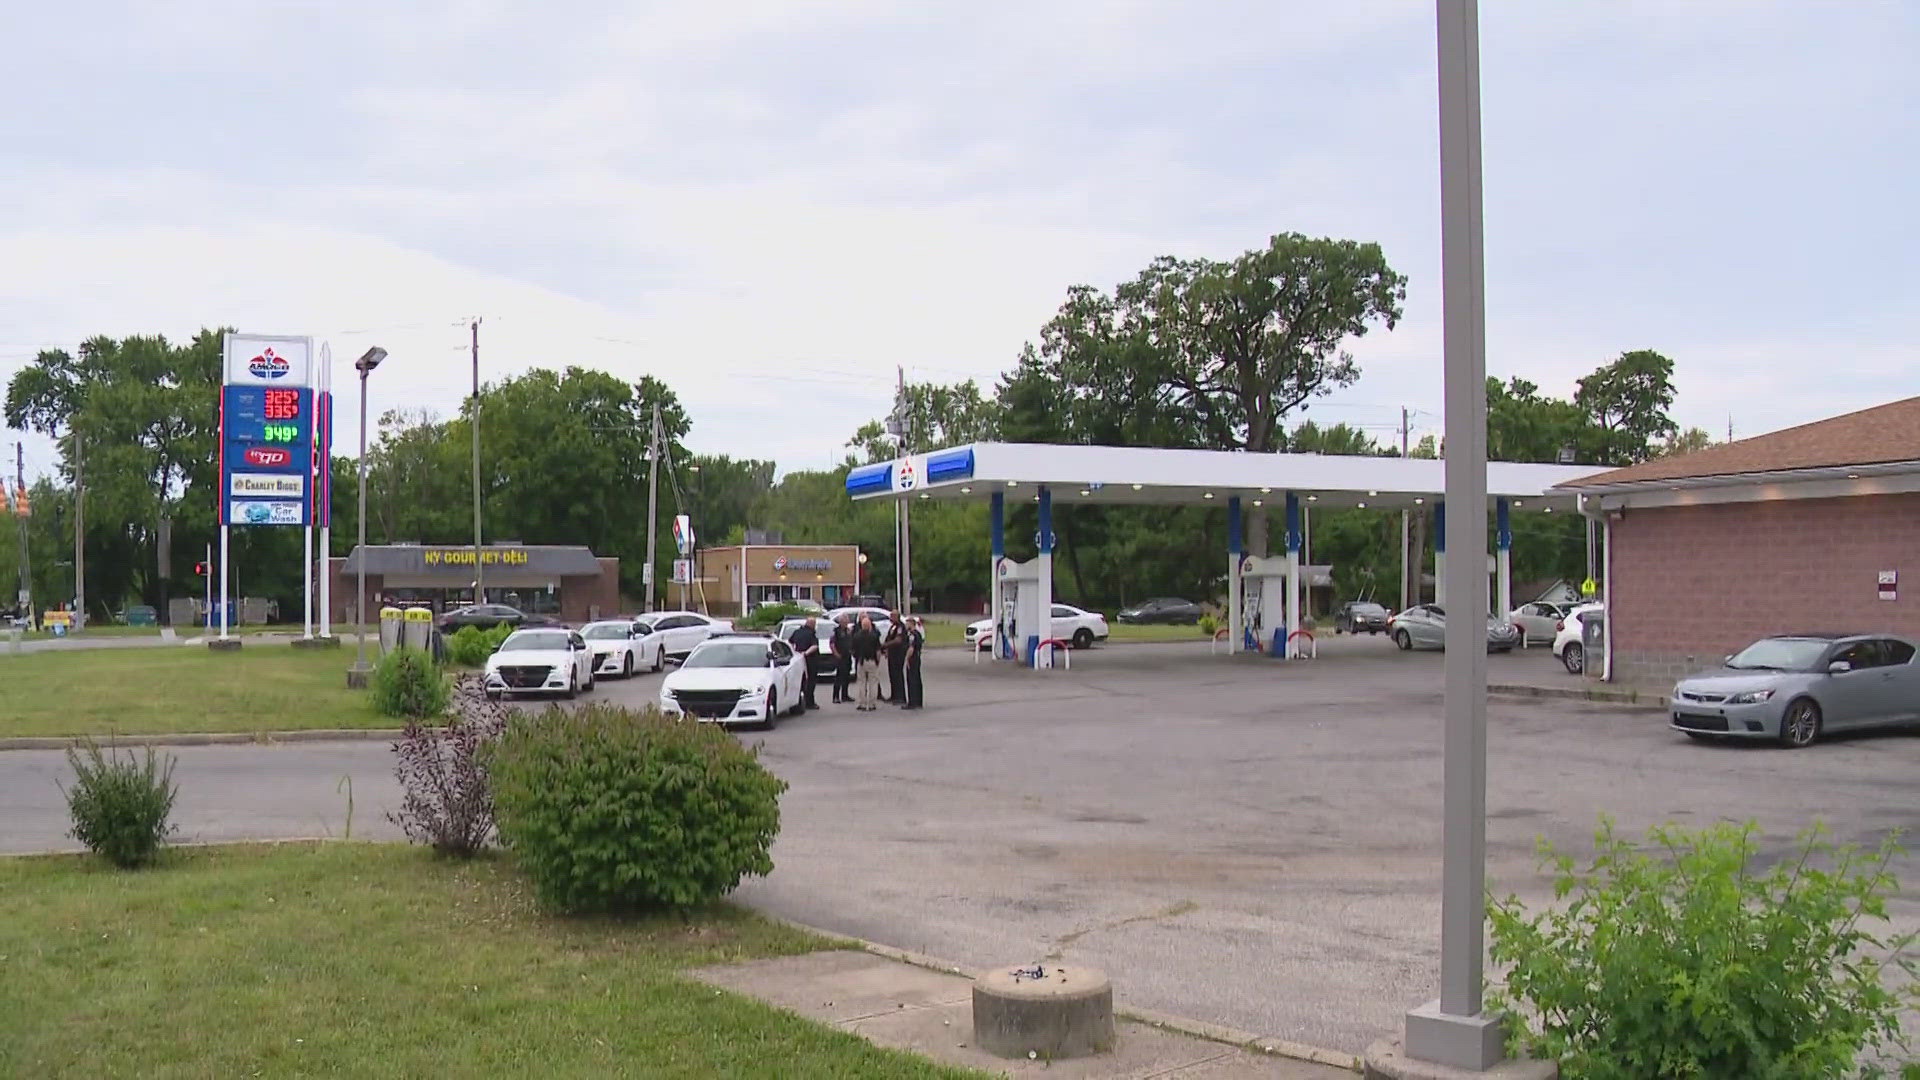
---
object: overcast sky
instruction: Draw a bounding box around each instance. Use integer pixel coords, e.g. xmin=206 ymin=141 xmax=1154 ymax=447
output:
xmin=3 ymin=1 xmax=1915 ymax=481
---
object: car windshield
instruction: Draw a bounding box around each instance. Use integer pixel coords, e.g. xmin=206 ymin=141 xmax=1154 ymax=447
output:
xmin=1726 ymin=637 xmax=1830 ymax=672
xmin=581 ymin=624 xmax=629 ymax=640
xmin=683 ymin=641 xmax=772 ymax=669
xmin=500 ymin=630 xmax=569 ymax=652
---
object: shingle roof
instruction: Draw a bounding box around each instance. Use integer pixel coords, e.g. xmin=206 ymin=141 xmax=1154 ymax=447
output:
xmin=1560 ymin=396 xmax=1920 ymax=489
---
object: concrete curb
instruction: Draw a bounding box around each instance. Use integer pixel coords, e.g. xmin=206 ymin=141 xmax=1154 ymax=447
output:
xmin=0 ymin=728 xmax=404 ymax=751
xmin=1488 ymin=682 xmax=1668 ymax=711
xmin=761 ymin=915 xmax=1361 ymax=1073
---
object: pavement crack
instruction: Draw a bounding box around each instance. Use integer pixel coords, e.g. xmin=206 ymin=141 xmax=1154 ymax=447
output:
xmin=1046 ymin=899 xmax=1198 ymax=957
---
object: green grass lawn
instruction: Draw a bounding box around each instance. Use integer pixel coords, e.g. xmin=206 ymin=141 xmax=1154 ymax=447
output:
xmin=0 ymin=646 xmax=388 ymax=738
xmin=0 ymin=843 xmax=978 ymax=1079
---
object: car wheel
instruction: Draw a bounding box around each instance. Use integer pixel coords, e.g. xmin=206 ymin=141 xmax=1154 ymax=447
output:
xmin=1395 ymin=629 xmax=1412 ymax=651
xmin=1562 ymin=642 xmax=1584 ymax=675
xmin=1072 ymin=628 xmax=1094 ymax=650
xmin=1780 ymin=698 xmax=1822 ymax=748
xmin=621 ymin=652 xmax=633 ymax=679
xmin=651 ymin=646 xmax=663 ymax=673
xmin=564 ymin=672 xmax=578 ymax=700
xmin=765 ymin=688 xmax=780 ymax=730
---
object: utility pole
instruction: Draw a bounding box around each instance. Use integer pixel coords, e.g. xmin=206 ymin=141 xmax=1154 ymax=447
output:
xmin=644 ymin=402 xmax=662 ymax=612
xmin=470 ymin=318 xmax=484 ymax=605
xmin=72 ymin=431 xmax=85 ymax=629
xmin=14 ymin=443 xmax=29 ymax=626
xmin=1400 ymin=406 xmax=1412 ymax=612
xmin=889 ymin=366 xmax=912 ymax=614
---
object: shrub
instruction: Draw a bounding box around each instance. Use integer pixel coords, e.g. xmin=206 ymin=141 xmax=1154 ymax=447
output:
xmin=488 ymin=703 xmax=788 ymax=911
xmin=388 ymin=674 xmax=506 ymax=856
xmin=372 ymin=646 xmax=450 ymax=720
xmin=61 ymin=739 xmax=178 ymax=868
xmin=481 ymin=622 xmax=514 ymax=653
xmin=446 ymin=625 xmax=492 ymax=667
xmin=738 ymin=602 xmax=807 ymax=631
xmin=1488 ymin=818 xmax=1919 ymax=1079
xmin=1198 ymin=613 xmax=1220 ymax=637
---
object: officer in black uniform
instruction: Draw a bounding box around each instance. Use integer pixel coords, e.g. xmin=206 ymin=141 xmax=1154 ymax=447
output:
xmin=790 ymin=616 xmax=821 ymax=710
xmin=902 ymin=616 xmax=925 ymax=710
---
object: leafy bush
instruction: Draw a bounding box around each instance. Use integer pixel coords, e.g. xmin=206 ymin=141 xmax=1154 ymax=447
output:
xmin=488 ymin=703 xmax=788 ymax=911
xmin=482 ymin=623 xmax=513 ymax=652
xmin=446 ymin=626 xmax=491 ymax=667
xmin=1198 ymin=613 xmax=1220 ymax=637
xmin=388 ymin=674 xmax=506 ymax=856
xmin=1489 ymin=818 xmax=1919 ymax=1079
xmin=738 ymin=602 xmax=808 ymax=631
xmin=372 ymin=646 xmax=450 ymax=720
xmin=61 ymin=739 xmax=178 ymax=868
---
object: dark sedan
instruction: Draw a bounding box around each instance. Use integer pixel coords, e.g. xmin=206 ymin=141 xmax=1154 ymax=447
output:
xmin=1334 ymin=601 xmax=1392 ymax=635
xmin=1116 ymin=597 xmax=1203 ymax=625
xmin=436 ymin=604 xmax=557 ymax=633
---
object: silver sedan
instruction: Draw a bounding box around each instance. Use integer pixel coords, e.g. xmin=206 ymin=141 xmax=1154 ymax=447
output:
xmin=1670 ymin=633 xmax=1920 ymax=748
xmin=1389 ymin=604 xmax=1521 ymax=653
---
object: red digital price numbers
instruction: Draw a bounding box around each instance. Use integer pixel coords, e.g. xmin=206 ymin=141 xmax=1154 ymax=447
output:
xmin=263 ymin=389 xmax=302 ymax=421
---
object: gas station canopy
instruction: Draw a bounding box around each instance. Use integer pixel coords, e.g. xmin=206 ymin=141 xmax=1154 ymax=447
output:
xmin=846 ymin=442 xmax=1604 ymax=511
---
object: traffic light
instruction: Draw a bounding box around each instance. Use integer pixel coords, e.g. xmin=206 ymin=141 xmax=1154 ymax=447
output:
xmin=194 ymin=561 xmax=208 ymax=577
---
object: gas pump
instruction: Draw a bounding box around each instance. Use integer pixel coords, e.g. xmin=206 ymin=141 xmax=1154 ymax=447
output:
xmin=994 ymin=556 xmax=1047 ymax=666
xmin=1239 ymin=555 xmax=1294 ymax=655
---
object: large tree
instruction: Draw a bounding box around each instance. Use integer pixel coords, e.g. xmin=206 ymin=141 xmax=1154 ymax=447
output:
xmin=1574 ymin=349 xmax=1678 ymax=466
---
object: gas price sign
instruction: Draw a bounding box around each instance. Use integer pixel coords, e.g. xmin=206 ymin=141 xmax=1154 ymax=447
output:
xmin=221 ymin=384 xmax=314 ymax=526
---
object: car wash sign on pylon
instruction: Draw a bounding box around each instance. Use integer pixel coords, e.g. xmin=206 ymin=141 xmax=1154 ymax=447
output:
xmin=220 ymin=335 xmax=315 ymax=527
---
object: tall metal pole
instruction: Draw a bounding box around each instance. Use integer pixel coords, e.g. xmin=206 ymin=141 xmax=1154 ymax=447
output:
xmin=1400 ymin=407 xmax=1412 ymax=612
xmin=352 ymin=364 xmax=371 ymax=684
xmin=470 ymin=318 xmax=484 ymax=606
xmin=72 ymin=431 xmax=84 ymax=629
xmin=644 ymin=403 xmax=661 ymax=612
xmin=1403 ymin=0 xmax=1500 ymax=1069
xmin=895 ymin=366 xmax=912 ymax=614
xmin=14 ymin=443 xmax=29 ymax=626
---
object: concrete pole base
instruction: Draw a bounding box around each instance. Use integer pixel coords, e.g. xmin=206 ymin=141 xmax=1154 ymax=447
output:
xmin=290 ymin=637 xmax=329 ymax=650
xmin=206 ymin=638 xmax=243 ymax=652
xmin=1363 ymin=1039 xmax=1556 ymax=1080
xmin=971 ymin=963 xmax=1114 ymax=1060
xmin=345 ymin=664 xmax=372 ymax=689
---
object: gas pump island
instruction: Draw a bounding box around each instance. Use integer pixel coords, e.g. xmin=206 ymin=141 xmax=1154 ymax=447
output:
xmin=846 ymin=442 xmax=1599 ymax=671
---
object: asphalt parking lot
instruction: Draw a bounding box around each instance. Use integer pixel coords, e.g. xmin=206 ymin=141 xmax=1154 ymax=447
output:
xmin=595 ymin=636 xmax=1920 ymax=1054
xmin=4 ymin=636 xmax=1915 ymax=1055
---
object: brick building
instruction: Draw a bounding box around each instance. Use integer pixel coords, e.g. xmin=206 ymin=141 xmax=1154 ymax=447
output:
xmin=330 ymin=544 xmax=621 ymax=626
xmin=670 ymin=544 xmax=862 ymax=617
xmin=1560 ymin=397 xmax=1920 ymax=685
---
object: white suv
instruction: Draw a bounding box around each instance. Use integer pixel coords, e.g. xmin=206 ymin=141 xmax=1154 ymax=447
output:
xmin=1552 ymin=602 xmax=1604 ymax=675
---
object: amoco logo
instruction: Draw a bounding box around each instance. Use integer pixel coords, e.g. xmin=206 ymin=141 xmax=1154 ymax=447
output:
xmin=248 ymin=349 xmax=292 ymax=379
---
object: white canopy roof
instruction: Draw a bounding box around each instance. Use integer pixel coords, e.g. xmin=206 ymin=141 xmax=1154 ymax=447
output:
xmin=846 ymin=442 xmax=1606 ymax=512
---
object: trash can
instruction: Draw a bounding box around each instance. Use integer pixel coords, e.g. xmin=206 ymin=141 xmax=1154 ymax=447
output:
xmin=401 ymin=607 xmax=434 ymax=652
xmin=1581 ymin=609 xmax=1606 ymax=680
xmin=378 ymin=606 xmax=404 ymax=655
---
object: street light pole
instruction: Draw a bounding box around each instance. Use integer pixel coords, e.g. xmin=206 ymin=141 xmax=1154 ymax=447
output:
xmin=470 ymin=318 xmax=484 ymax=606
xmin=347 ymin=346 xmax=386 ymax=689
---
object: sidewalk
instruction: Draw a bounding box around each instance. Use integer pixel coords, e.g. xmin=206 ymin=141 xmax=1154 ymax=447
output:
xmin=1486 ymin=654 xmax=1668 ymax=711
xmin=689 ymin=948 xmax=1358 ymax=1078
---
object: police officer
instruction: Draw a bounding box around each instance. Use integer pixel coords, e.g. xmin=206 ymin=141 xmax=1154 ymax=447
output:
xmin=902 ymin=616 xmax=925 ymax=710
xmin=790 ymin=616 xmax=821 ymax=710
xmin=829 ymin=615 xmax=853 ymax=703
xmin=883 ymin=610 xmax=907 ymax=705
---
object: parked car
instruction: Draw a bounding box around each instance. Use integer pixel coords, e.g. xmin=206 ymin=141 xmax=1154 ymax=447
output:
xmin=1507 ymin=601 xmax=1571 ymax=647
xmin=482 ymin=627 xmax=595 ymax=700
xmin=658 ymin=633 xmax=806 ymax=728
xmin=645 ymin=610 xmax=735 ymax=661
xmin=777 ymin=614 xmax=846 ymax=678
xmin=579 ymin=618 xmax=663 ymax=679
xmin=1388 ymin=604 xmax=1520 ymax=653
xmin=964 ymin=603 xmax=1110 ymax=651
xmin=827 ymin=606 xmax=895 ymax=639
xmin=1552 ymin=602 xmax=1604 ymax=674
xmin=1116 ymin=597 xmax=1203 ymax=625
xmin=1333 ymin=601 xmax=1392 ymax=635
xmin=438 ymin=604 xmax=557 ymax=633
xmin=1670 ymin=633 xmax=1920 ymax=748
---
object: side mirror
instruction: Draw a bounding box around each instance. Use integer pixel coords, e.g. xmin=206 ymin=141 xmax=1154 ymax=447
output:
xmin=1828 ymin=660 xmax=1852 ymax=675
